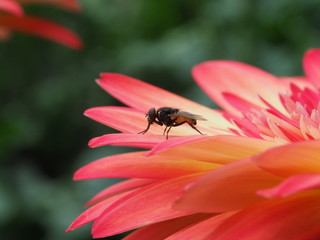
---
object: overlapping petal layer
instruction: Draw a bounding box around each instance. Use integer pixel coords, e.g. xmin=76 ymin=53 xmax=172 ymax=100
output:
xmin=257 ymin=173 xmax=320 ymax=198
xmin=174 ymin=159 xmax=282 ymax=212
xmin=91 ymin=174 xmax=202 ymax=238
xmin=74 ymin=151 xmax=215 ymax=180
xmin=253 ymin=140 xmax=320 ymax=177
xmin=85 ymin=178 xmax=157 ymax=206
xmin=123 ymin=214 xmax=213 ymax=240
xmin=147 ymin=135 xmax=279 ymax=164
xmin=70 ymin=49 xmax=320 ymax=239
xmin=205 ymin=191 xmax=320 ymax=240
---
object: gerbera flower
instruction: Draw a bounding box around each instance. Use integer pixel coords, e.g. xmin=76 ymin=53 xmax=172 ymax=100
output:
xmin=0 ymin=0 xmax=82 ymax=49
xmin=68 ymin=49 xmax=320 ymax=239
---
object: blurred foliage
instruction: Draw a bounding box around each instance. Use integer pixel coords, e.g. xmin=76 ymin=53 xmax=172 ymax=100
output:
xmin=1 ymin=0 xmax=320 ymax=239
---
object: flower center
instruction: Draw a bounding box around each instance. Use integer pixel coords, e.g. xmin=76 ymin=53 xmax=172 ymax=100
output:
xmin=228 ymin=84 xmax=320 ymax=142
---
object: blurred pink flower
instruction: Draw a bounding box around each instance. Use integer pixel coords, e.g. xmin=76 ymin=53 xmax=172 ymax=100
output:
xmin=0 ymin=0 xmax=82 ymax=49
xmin=68 ymin=49 xmax=320 ymax=239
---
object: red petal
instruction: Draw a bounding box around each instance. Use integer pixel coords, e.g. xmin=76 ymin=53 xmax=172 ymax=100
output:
xmin=147 ymin=135 xmax=279 ymax=165
xmin=91 ymin=174 xmax=201 ymax=238
xmin=206 ymin=191 xmax=320 ymax=240
xmin=193 ymin=60 xmax=287 ymax=116
xmin=84 ymin=106 xmax=150 ymax=133
xmin=123 ymin=214 xmax=212 ymax=240
xmin=222 ymin=92 xmax=262 ymax=114
xmin=96 ymin=73 xmax=234 ymax=130
xmin=174 ymin=159 xmax=282 ymax=212
xmin=0 ymin=15 xmax=82 ymax=49
xmin=166 ymin=212 xmax=236 ymax=240
xmin=85 ymin=106 xmax=230 ymax=141
xmin=257 ymin=173 xmax=320 ymax=198
xmin=88 ymin=133 xmax=163 ymax=149
xmin=66 ymin=191 xmax=133 ymax=232
xmin=253 ymin=140 xmax=320 ymax=177
xmin=303 ymin=48 xmax=320 ymax=88
xmin=0 ymin=0 xmax=23 ymax=16
xmin=74 ymin=151 xmax=215 ymax=180
xmin=85 ymin=178 xmax=157 ymax=206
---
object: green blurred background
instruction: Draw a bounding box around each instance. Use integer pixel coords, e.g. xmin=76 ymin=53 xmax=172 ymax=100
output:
xmin=1 ymin=0 xmax=320 ymax=239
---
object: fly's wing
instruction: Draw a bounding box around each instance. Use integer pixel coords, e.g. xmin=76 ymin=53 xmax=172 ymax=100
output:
xmin=169 ymin=111 xmax=207 ymax=121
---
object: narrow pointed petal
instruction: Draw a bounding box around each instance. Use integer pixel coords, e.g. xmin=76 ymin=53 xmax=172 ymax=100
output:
xmin=85 ymin=178 xmax=157 ymax=206
xmin=123 ymin=214 xmax=212 ymax=240
xmin=84 ymin=107 xmax=208 ymax=136
xmin=74 ymin=151 xmax=215 ymax=180
xmin=91 ymin=174 xmax=202 ymax=238
xmin=166 ymin=212 xmax=236 ymax=240
xmin=96 ymin=74 xmax=234 ymax=130
xmin=303 ymin=48 xmax=320 ymax=88
xmin=280 ymin=76 xmax=315 ymax=90
xmin=66 ymin=191 xmax=133 ymax=232
xmin=84 ymin=106 xmax=151 ymax=134
xmin=0 ymin=0 xmax=23 ymax=16
xmin=206 ymin=191 xmax=320 ymax=240
xmin=88 ymin=133 xmax=163 ymax=149
xmin=222 ymin=93 xmax=261 ymax=114
xmin=253 ymin=140 xmax=320 ymax=177
xmin=0 ymin=15 xmax=82 ymax=49
xmin=192 ymin=61 xmax=287 ymax=116
xmin=258 ymin=173 xmax=320 ymax=198
xmin=148 ymin=135 xmax=279 ymax=165
xmin=84 ymin=106 xmax=228 ymax=138
xmin=174 ymin=159 xmax=282 ymax=212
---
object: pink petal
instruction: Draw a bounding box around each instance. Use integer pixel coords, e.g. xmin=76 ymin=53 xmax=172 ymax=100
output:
xmin=206 ymin=191 xmax=320 ymax=240
xmin=303 ymin=48 xmax=320 ymax=88
xmin=166 ymin=212 xmax=236 ymax=240
xmin=222 ymin=92 xmax=262 ymax=114
xmin=253 ymin=140 xmax=320 ymax=177
xmin=88 ymin=133 xmax=163 ymax=149
xmin=0 ymin=0 xmax=23 ymax=16
xmin=91 ymin=174 xmax=202 ymax=238
xmin=84 ymin=106 xmax=150 ymax=133
xmin=123 ymin=214 xmax=212 ymax=240
xmin=74 ymin=151 xmax=215 ymax=180
xmin=145 ymin=135 xmax=210 ymax=156
xmin=147 ymin=135 xmax=279 ymax=165
xmin=96 ymin=73 xmax=234 ymax=130
xmin=84 ymin=106 xmax=227 ymax=138
xmin=192 ymin=60 xmax=287 ymax=116
xmin=0 ymin=15 xmax=82 ymax=49
xmin=257 ymin=173 xmax=320 ymax=198
xmin=66 ymin=191 xmax=133 ymax=232
xmin=174 ymin=159 xmax=282 ymax=212
xmin=85 ymin=178 xmax=157 ymax=206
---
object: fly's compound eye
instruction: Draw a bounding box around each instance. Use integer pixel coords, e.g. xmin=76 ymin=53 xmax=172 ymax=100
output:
xmin=147 ymin=108 xmax=156 ymax=123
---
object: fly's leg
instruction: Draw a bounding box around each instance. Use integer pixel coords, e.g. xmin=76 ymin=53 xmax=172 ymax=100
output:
xmin=138 ymin=120 xmax=163 ymax=135
xmin=138 ymin=122 xmax=151 ymax=134
xmin=165 ymin=126 xmax=173 ymax=139
xmin=187 ymin=122 xmax=205 ymax=135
